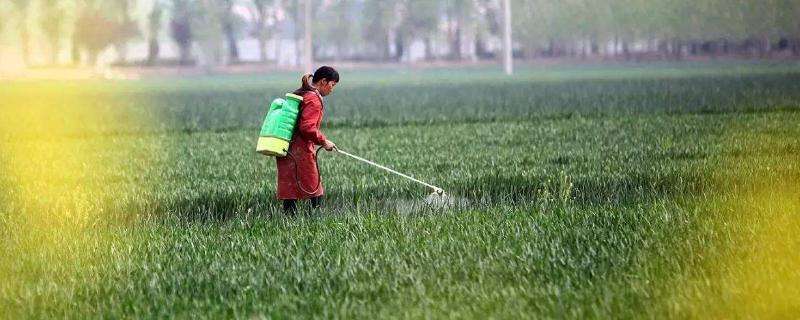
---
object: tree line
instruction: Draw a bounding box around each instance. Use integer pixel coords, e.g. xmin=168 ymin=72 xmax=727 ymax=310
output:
xmin=514 ymin=0 xmax=800 ymax=60
xmin=2 ymin=0 xmax=798 ymax=67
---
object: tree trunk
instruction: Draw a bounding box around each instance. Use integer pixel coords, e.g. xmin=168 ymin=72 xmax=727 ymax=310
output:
xmin=224 ymin=23 xmax=239 ymax=64
xmin=115 ymin=43 xmax=128 ymax=64
xmin=179 ymin=45 xmax=192 ymax=65
xmin=447 ymin=11 xmax=462 ymax=61
xmin=394 ymin=32 xmax=404 ymax=62
xmin=274 ymin=36 xmax=281 ymax=64
xmin=527 ymin=42 xmax=537 ymax=59
xmin=147 ymin=39 xmax=160 ymax=65
xmin=707 ymin=41 xmax=715 ymax=59
xmin=146 ymin=3 xmax=161 ymax=66
xmin=760 ymin=34 xmax=771 ymax=58
xmin=657 ymin=39 xmax=668 ymax=58
xmin=115 ymin=15 xmax=132 ymax=64
xmin=259 ymin=36 xmax=268 ymax=62
xmin=474 ymin=35 xmax=485 ymax=59
xmin=425 ymin=37 xmax=434 ymax=61
xmin=580 ymin=40 xmax=587 ymax=60
xmin=334 ymin=43 xmax=342 ymax=61
xmin=622 ymin=40 xmax=630 ymax=61
xmin=88 ymin=50 xmax=98 ymax=66
xmin=748 ymin=38 xmax=758 ymax=57
xmin=20 ymin=28 xmax=30 ymax=66
xmin=256 ymin=5 xmax=268 ymax=63
xmin=48 ymin=35 xmax=59 ymax=65
xmin=453 ymin=27 xmax=462 ymax=60
xmin=672 ymin=39 xmax=682 ymax=61
xmin=383 ymin=30 xmax=391 ymax=61
xmin=71 ymin=35 xmax=81 ymax=66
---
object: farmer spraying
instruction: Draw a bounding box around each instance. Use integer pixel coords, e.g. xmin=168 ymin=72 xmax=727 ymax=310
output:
xmin=257 ymin=66 xmax=450 ymax=213
xmin=275 ymin=66 xmax=339 ymax=213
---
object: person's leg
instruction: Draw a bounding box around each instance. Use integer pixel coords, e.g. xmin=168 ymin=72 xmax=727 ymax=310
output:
xmin=283 ymin=199 xmax=297 ymax=214
xmin=310 ymin=196 xmax=323 ymax=209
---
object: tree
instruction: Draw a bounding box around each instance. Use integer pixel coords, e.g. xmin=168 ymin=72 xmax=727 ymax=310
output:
xmin=70 ymin=0 xmax=139 ymax=66
xmin=443 ymin=0 xmax=476 ymax=60
xmin=220 ymin=0 xmax=242 ymax=64
xmin=606 ymin=0 xmax=643 ymax=60
xmin=0 ymin=5 xmax=3 ymax=35
xmin=192 ymin=0 xmax=228 ymax=67
xmin=249 ymin=0 xmax=274 ymax=63
xmin=73 ymin=5 xmax=117 ymax=65
xmin=170 ymin=0 xmax=194 ymax=65
xmin=315 ymin=0 xmax=356 ymax=61
xmin=283 ymin=0 xmax=313 ymax=68
xmin=71 ymin=0 xmax=90 ymax=65
xmin=512 ymin=0 xmax=553 ymax=57
xmin=792 ymin=0 xmax=800 ymax=55
xmin=10 ymin=0 xmax=31 ymax=66
xmin=399 ymin=0 xmax=440 ymax=61
xmin=147 ymin=0 xmax=164 ymax=65
xmin=474 ymin=0 xmax=501 ymax=60
xmin=362 ymin=0 xmax=400 ymax=61
xmin=190 ymin=0 xmax=244 ymax=66
xmin=40 ymin=0 xmax=66 ymax=65
xmin=109 ymin=0 xmax=140 ymax=64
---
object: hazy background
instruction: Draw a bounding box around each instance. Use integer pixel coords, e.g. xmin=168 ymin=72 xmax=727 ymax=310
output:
xmin=2 ymin=1 xmax=800 ymax=318
xmin=0 ymin=0 xmax=798 ymax=77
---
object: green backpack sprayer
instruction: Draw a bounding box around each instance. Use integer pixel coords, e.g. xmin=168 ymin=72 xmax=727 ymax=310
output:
xmin=256 ymin=93 xmax=451 ymax=206
xmin=256 ymin=93 xmax=304 ymax=157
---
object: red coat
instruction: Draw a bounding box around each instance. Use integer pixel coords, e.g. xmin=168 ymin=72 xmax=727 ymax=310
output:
xmin=275 ymin=91 xmax=327 ymax=199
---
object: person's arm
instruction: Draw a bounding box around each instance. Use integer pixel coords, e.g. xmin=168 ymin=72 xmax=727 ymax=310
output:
xmin=297 ymin=95 xmax=328 ymax=145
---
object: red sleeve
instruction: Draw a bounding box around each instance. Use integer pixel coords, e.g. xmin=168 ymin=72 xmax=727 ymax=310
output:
xmin=297 ymin=94 xmax=327 ymax=145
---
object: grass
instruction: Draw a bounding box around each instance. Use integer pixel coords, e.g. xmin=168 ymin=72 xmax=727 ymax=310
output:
xmin=1 ymin=62 xmax=799 ymax=318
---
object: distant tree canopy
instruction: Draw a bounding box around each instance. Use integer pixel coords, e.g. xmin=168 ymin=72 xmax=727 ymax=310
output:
xmin=512 ymin=0 xmax=800 ymax=58
xmin=169 ymin=0 xmax=194 ymax=65
xmin=2 ymin=0 xmax=799 ymax=67
xmin=72 ymin=0 xmax=139 ymax=65
xmin=39 ymin=0 xmax=65 ymax=65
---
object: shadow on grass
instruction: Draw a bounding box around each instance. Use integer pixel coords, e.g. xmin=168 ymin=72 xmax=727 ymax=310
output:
xmin=120 ymin=169 xmax=709 ymax=224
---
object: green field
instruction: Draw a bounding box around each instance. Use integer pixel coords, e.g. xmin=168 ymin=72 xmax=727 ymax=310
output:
xmin=1 ymin=62 xmax=799 ymax=318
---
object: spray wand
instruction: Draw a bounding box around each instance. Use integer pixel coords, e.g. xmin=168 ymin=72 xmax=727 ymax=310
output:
xmin=333 ymin=147 xmax=445 ymax=196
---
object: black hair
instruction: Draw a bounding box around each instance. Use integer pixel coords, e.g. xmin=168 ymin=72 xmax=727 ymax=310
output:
xmin=294 ymin=66 xmax=339 ymax=95
xmin=313 ymin=66 xmax=339 ymax=83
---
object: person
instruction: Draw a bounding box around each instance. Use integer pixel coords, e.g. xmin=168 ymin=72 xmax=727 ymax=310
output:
xmin=276 ymin=66 xmax=339 ymax=214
